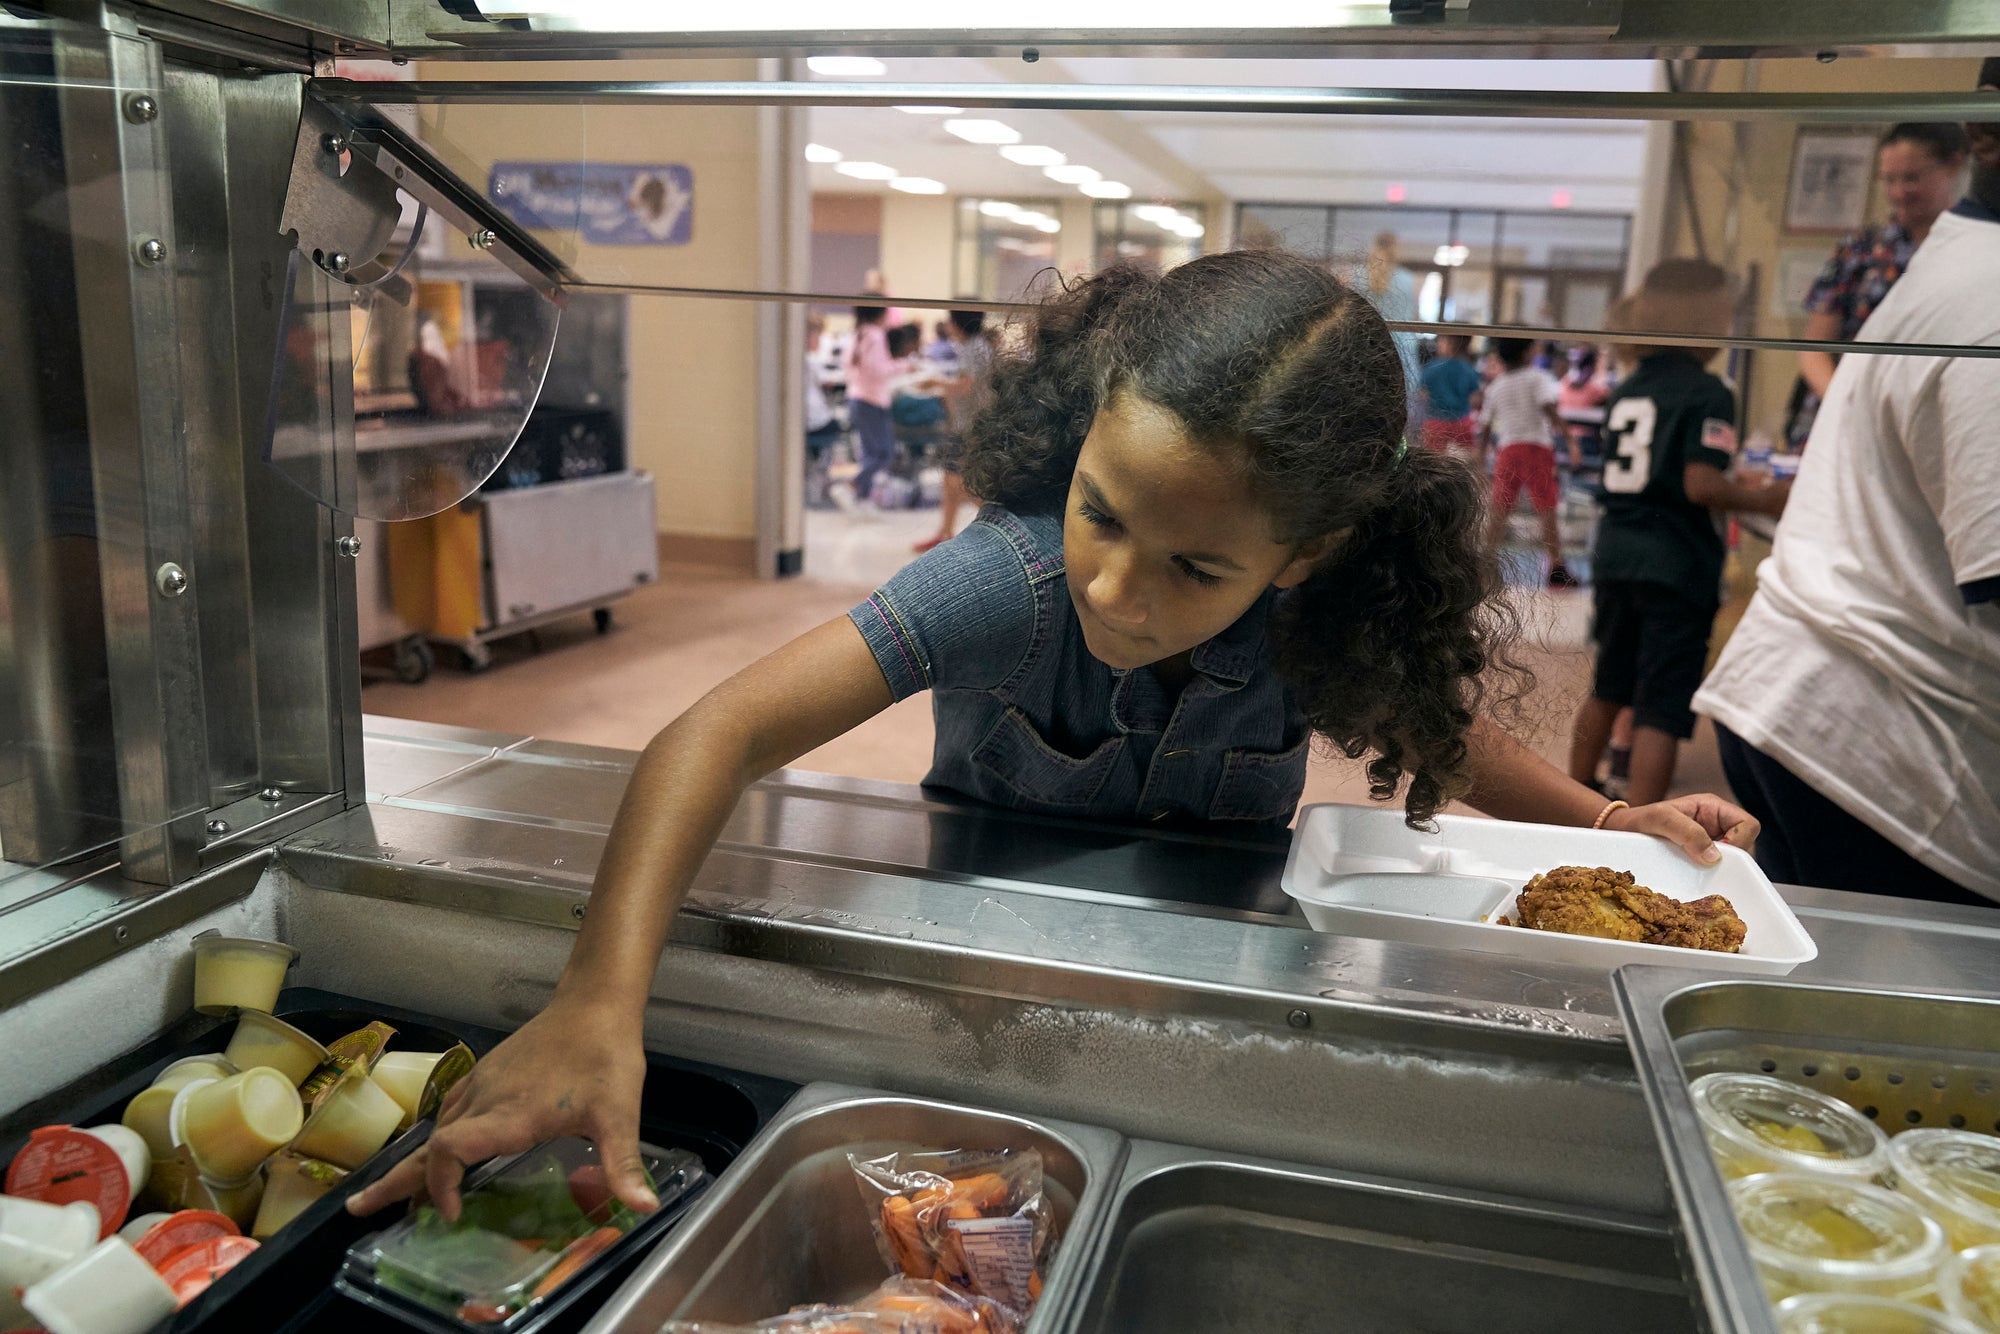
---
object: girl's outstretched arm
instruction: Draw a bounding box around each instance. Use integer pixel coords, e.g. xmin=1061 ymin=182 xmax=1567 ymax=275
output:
xmin=1460 ymin=717 xmax=1759 ymax=863
xmin=349 ymin=616 xmax=894 ymax=1221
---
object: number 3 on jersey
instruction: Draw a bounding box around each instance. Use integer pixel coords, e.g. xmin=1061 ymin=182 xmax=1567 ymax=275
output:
xmin=1603 ymin=396 xmax=1657 ymax=494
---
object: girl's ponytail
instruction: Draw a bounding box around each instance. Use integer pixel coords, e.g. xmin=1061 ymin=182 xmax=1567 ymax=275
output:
xmin=961 ymin=266 xmax=1153 ymax=511
xmin=1269 ymin=448 xmax=1526 ymax=827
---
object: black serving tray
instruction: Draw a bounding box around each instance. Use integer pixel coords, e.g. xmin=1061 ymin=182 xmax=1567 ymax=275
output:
xmin=1 ymin=987 xmax=797 ymax=1334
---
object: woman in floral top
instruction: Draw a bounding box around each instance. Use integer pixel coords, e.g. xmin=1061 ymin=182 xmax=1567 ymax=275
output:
xmin=1786 ymin=122 xmax=1969 ymax=449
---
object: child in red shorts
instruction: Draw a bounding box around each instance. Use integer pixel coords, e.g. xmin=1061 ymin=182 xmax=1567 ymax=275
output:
xmin=1480 ymin=338 xmax=1580 ymax=586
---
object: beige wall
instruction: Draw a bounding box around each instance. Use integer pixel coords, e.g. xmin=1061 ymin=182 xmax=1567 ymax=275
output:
xmin=877 ymin=193 xmax=955 ymax=298
xmin=1657 ymin=57 xmax=1983 ymax=437
xmin=415 ymin=59 xmax=773 ymax=545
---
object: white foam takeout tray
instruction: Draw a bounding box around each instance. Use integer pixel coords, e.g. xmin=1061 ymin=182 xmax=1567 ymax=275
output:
xmin=1280 ymin=803 xmax=1817 ymax=976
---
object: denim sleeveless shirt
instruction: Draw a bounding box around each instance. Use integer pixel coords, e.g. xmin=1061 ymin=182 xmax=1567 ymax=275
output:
xmin=848 ymin=505 xmax=1311 ymax=827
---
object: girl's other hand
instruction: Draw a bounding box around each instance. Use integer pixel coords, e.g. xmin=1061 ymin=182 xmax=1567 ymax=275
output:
xmin=344 ymin=995 xmax=656 ymax=1222
xmin=1605 ymin=794 xmax=1760 ymax=865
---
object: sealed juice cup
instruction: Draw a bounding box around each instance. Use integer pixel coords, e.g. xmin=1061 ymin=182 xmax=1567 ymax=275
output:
xmin=5 ymin=1126 xmax=137 ymax=1235
xmin=290 ymin=1070 xmax=402 ymax=1169
xmin=370 ymin=1051 xmax=447 ymax=1124
xmin=190 ymin=932 xmax=297 ymax=1016
xmin=123 ymin=1087 xmax=184 ymax=1159
xmin=1890 ymin=1130 xmax=2000 ymax=1250
xmin=0 ymin=1196 xmax=101 ymax=1318
xmin=151 ymin=1055 xmax=239 ymax=1092
xmin=252 ymin=1154 xmax=348 ymax=1239
xmin=1941 ymin=1244 xmax=2000 ymax=1332
xmin=1693 ymin=1073 xmax=1891 ymax=1181
xmin=22 ymin=1236 xmax=178 ymax=1334
xmin=180 ymin=1164 xmax=266 ymax=1232
xmin=1776 ymin=1292 xmax=1985 ymax=1332
xmin=223 ymin=1011 xmax=327 ymax=1087
xmin=172 ymin=1068 xmax=304 ymax=1185
xmin=1731 ymin=1172 xmax=1948 ymax=1304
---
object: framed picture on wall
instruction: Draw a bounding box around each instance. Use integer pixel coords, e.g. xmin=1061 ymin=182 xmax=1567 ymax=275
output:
xmin=1784 ymin=131 xmax=1877 ymax=233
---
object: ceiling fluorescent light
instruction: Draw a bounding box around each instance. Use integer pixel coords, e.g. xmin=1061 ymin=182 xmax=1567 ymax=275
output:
xmin=834 ymin=161 xmax=899 ymax=180
xmin=803 ymin=143 xmax=843 ymax=163
xmin=1031 ymin=216 xmax=1062 ymax=233
xmin=1132 ymin=204 xmax=1177 ymax=224
xmin=806 ymin=56 xmax=887 ymax=76
xmin=1080 ymin=180 xmax=1132 ymax=199
xmin=1171 ymin=220 xmax=1206 ymax=238
xmin=943 ymin=119 xmax=1021 ymax=145
xmin=1043 ymin=164 xmax=1100 ymax=185
xmin=889 ymin=176 xmax=946 ymax=194
xmin=979 ymin=200 xmax=1023 ymax=218
xmin=999 ymin=145 xmax=1065 ymax=167
xmin=895 ymin=105 xmax=962 ymax=115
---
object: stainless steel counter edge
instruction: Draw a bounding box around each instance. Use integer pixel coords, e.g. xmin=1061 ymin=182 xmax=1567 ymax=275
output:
xmin=1615 ymin=965 xmax=1781 ymax=1334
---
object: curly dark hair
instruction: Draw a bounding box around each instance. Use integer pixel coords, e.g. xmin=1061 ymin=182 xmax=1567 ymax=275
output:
xmin=962 ymin=250 xmax=1529 ymax=826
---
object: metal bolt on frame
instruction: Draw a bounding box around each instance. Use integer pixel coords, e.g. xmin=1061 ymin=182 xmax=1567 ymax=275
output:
xmin=122 ymin=93 xmax=158 ymax=124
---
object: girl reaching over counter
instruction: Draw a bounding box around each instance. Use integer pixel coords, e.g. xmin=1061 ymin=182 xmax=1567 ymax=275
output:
xmin=350 ymin=250 xmax=1758 ymax=1223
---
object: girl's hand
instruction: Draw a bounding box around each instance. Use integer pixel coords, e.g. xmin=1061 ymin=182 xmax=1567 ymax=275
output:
xmin=345 ymin=995 xmax=657 ymax=1222
xmin=1604 ymin=794 xmax=1760 ymax=865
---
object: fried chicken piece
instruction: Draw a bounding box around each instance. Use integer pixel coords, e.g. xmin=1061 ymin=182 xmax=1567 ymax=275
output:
xmin=1513 ymin=865 xmax=1746 ymax=953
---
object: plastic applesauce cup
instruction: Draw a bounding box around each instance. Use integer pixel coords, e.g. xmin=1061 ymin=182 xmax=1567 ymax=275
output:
xmin=1692 ymin=1073 xmax=1892 ymax=1182
xmin=370 ymin=1051 xmax=446 ymax=1123
xmin=122 ymin=1086 xmax=183 ymax=1160
xmin=0 ymin=1197 xmax=101 ymax=1319
xmin=171 ymin=1068 xmax=304 ymax=1186
xmin=1940 ymin=1244 xmax=2000 ymax=1332
xmin=1775 ymin=1292 xmax=1986 ymax=1333
xmin=1890 ymin=1130 xmax=2000 ymax=1250
xmin=290 ymin=1070 xmax=402 ymax=1170
xmin=1731 ymin=1172 xmax=1949 ymax=1304
xmin=179 ymin=1164 xmax=266 ymax=1232
xmin=190 ymin=932 xmax=297 ymax=1016
xmin=21 ymin=1236 xmax=178 ymax=1334
xmin=252 ymin=1154 xmax=348 ymax=1239
xmin=223 ymin=1011 xmax=327 ymax=1087
xmin=151 ymin=1055 xmax=239 ymax=1092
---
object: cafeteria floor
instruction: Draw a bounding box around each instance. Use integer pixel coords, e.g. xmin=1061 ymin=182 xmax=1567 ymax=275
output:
xmin=359 ymin=505 xmax=1735 ymax=817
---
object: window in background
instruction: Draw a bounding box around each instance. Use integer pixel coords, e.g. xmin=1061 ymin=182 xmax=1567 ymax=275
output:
xmin=1232 ymin=203 xmax=1629 ymax=333
xmin=1094 ymin=201 xmax=1207 ymax=272
xmin=955 ymin=197 xmax=1065 ymax=302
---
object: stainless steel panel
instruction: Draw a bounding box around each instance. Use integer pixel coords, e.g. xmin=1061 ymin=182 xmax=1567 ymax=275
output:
xmin=586 ymin=1083 xmax=1125 ymax=1332
xmin=1614 ymin=968 xmax=2000 ymax=1334
xmin=1058 ymin=1139 xmax=1692 ymax=1333
xmin=319 ymin=77 xmax=2000 ymax=125
xmin=56 ymin=27 xmax=211 ymax=884
xmin=481 ymin=473 xmax=658 ymax=630
xmin=381 ymin=0 xmax=2000 ymax=61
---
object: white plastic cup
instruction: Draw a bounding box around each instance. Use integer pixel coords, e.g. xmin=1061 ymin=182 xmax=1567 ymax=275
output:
xmin=115 ymin=1211 xmax=171 ymax=1244
xmin=0 ymin=1197 xmax=101 ymax=1316
xmin=370 ymin=1051 xmax=447 ymax=1123
xmin=222 ymin=1011 xmax=326 ymax=1087
xmin=22 ymin=1236 xmax=178 ymax=1334
xmin=190 ymin=933 xmax=297 ymax=1016
xmin=78 ymin=1125 xmax=149 ymax=1208
xmin=290 ymin=1072 xmax=402 ymax=1170
xmin=171 ymin=1068 xmax=304 ymax=1185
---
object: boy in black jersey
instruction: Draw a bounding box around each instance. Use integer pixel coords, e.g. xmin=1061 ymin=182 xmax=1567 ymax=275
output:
xmin=1567 ymin=261 xmax=1791 ymax=805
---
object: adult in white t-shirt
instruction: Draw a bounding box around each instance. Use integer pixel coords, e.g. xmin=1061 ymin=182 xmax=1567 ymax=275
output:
xmin=1694 ymin=102 xmax=2000 ymax=906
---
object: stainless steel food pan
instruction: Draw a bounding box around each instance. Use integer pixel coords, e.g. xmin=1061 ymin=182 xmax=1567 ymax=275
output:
xmin=582 ymin=1082 xmax=1125 ymax=1332
xmin=1054 ymin=1138 xmax=1694 ymax=1334
xmin=1615 ymin=965 xmax=2000 ymax=1334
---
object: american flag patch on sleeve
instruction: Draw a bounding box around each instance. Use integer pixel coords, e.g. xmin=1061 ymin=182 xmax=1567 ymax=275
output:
xmin=1701 ymin=418 xmax=1738 ymax=454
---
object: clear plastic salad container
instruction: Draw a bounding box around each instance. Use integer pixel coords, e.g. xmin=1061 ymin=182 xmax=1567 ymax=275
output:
xmin=1692 ymin=1073 xmax=1892 ymax=1182
xmin=336 ymin=1137 xmax=707 ymax=1332
xmin=1940 ymin=1244 xmax=2000 ymax=1333
xmin=1729 ymin=1172 xmax=1948 ymax=1305
xmin=1889 ymin=1130 xmax=2000 ymax=1251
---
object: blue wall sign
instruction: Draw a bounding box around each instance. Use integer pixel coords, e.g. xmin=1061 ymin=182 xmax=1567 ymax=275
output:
xmin=488 ymin=161 xmax=694 ymax=246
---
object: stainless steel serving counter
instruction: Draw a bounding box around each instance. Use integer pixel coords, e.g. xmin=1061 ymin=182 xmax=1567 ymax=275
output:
xmin=7 ymin=718 xmax=2000 ymax=1232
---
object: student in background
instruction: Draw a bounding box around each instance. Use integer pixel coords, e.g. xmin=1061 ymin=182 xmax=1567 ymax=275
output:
xmin=914 ymin=310 xmax=996 ymax=555
xmin=842 ymin=304 xmax=896 ymax=511
xmin=1480 ymin=338 xmax=1579 ymax=587
xmin=1568 ymin=261 xmax=1790 ymax=807
xmin=1418 ymin=333 xmax=1482 ymax=457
